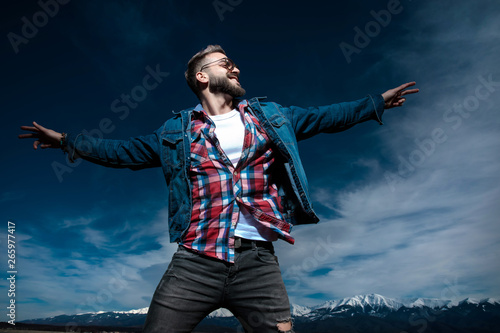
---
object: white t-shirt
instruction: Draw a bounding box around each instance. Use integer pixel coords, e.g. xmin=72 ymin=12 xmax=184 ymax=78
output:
xmin=209 ymin=110 xmax=278 ymax=242
xmin=209 ymin=110 xmax=244 ymax=167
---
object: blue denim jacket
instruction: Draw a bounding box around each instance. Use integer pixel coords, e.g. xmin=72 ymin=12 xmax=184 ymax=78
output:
xmin=67 ymin=94 xmax=385 ymax=242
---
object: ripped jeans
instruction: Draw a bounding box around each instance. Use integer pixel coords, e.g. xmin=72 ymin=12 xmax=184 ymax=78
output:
xmin=143 ymin=242 xmax=293 ymax=333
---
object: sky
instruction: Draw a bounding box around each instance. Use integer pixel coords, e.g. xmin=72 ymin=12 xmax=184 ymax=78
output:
xmin=1 ymin=0 xmax=499 ymax=321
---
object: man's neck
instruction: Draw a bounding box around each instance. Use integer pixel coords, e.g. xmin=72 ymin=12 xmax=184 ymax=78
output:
xmin=200 ymin=93 xmax=235 ymax=116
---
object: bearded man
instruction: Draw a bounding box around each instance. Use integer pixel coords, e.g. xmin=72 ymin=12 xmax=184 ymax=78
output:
xmin=20 ymin=44 xmax=418 ymax=333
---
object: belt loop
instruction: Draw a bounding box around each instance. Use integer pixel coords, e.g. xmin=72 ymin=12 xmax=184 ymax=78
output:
xmin=251 ymin=240 xmax=257 ymax=250
xmin=235 ymin=237 xmax=242 ymax=249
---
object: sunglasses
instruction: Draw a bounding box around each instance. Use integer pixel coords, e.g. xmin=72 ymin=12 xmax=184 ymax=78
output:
xmin=200 ymin=57 xmax=237 ymax=72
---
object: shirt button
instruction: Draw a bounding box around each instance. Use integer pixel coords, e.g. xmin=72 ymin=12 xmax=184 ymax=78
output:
xmin=234 ymin=171 xmax=238 ymax=175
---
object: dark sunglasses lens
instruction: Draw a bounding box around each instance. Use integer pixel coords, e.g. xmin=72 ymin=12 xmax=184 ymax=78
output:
xmin=227 ymin=59 xmax=236 ymax=70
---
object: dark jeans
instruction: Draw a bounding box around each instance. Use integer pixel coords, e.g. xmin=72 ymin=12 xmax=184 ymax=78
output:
xmin=142 ymin=242 xmax=293 ymax=333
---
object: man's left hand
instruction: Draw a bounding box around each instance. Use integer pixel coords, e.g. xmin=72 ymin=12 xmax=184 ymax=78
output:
xmin=382 ymin=81 xmax=419 ymax=109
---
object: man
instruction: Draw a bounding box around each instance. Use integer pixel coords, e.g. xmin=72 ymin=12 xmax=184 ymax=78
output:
xmin=20 ymin=44 xmax=418 ymax=333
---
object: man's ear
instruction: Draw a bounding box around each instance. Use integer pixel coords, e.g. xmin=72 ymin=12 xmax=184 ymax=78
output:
xmin=196 ymin=71 xmax=209 ymax=84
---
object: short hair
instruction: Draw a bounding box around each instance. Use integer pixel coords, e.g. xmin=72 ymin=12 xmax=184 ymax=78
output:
xmin=185 ymin=44 xmax=226 ymax=99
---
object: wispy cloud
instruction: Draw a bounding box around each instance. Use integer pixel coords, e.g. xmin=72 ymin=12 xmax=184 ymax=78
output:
xmin=60 ymin=217 xmax=94 ymax=229
xmin=6 ymin=0 xmax=499 ymax=322
xmin=276 ymin=0 xmax=500 ymax=306
xmin=16 ymin=207 xmax=178 ymax=319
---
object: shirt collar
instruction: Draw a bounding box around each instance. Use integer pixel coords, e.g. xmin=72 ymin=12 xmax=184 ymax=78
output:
xmin=192 ymin=99 xmax=248 ymax=115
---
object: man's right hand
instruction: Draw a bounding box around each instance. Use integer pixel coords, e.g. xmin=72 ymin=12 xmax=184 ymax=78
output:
xmin=19 ymin=122 xmax=64 ymax=150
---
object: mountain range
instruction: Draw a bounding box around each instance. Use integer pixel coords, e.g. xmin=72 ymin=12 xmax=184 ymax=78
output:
xmin=21 ymin=294 xmax=500 ymax=332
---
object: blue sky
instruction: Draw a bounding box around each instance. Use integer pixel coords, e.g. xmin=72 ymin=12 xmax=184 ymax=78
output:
xmin=1 ymin=0 xmax=499 ymax=321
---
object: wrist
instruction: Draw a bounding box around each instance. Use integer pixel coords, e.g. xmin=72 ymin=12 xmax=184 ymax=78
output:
xmin=60 ymin=132 xmax=67 ymax=150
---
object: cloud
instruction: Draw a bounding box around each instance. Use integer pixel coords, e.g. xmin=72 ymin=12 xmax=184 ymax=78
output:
xmin=9 ymin=0 xmax=500 ymax=321
xmin=278 ymin=136 xmax=500 ymax=305
xmin=276 ymin=0 xmax=500 ymax=306
xmin=16 ymin=207 xmax=178 ymax=320
xmin=60 ymin=217 xmax=94 ymax=229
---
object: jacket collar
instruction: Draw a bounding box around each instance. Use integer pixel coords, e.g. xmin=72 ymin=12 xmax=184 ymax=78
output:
xmin=172 ymin=97 xmax=267 ymax=115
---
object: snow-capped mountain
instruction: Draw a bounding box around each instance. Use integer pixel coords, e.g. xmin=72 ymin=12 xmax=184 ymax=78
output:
xmin=403 ymin=297 xmax=451 ymax=309
xmin=315 ymin=294 xmax=403 ymax=310
xmin=77 ymin=307 xmax=149 ymax=316
xmin=290 ymin=303 xmax=312 ymax=316
xmin=205 ymin=307 xmax=233 ymax=318
xmin=21 ymin=294 xmax=500 ymax=332
xmin=287 ymin=293 xmax=495 ymax=320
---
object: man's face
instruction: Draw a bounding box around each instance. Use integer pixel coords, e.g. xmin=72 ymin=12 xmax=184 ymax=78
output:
xmin=201 ymin=52 xmax=246 ymax=98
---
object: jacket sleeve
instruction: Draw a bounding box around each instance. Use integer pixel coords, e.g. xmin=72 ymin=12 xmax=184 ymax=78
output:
xmin=282 ymin=94 xmax=385 ymax=141
xmin=64 ymin=128 xmax=162 ymax=170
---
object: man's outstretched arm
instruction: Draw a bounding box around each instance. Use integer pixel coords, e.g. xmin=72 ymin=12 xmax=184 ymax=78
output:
xmin=19 ymin=122 xmax=162 ymax=169
xmin=284 ymin=81 xmax=419 ymax=141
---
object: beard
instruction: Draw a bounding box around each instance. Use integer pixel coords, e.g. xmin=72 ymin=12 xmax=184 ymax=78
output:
xmin=208 ymin=73 xmax=246 ymax=97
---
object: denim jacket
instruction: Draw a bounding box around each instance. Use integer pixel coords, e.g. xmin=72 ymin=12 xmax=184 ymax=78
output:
xmin=67 ymin=94 xmax=385 ymax=242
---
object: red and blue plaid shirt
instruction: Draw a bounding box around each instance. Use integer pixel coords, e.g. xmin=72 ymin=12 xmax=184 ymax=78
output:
xmin=180 ymin=100 xmax=294 ymax=262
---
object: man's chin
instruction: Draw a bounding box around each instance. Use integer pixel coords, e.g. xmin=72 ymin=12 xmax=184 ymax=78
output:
xmin=231 ymin=81 xmax=246 ymax=96
xmin=231 ymin=87 xmax=246 ymax=98
xmin=229 ymin=80 xmax=244 ymax=91
xmin=209 ymin=78 xmax=245 ymax=97
xmin=222 ymin=85 xmax=246 ymax=98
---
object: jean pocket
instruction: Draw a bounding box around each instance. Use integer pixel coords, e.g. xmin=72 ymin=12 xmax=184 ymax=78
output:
xmin=174 ymin=245 xmax=202 ymax=259
xmin=255 ymin=247 xmax=279 ymax=266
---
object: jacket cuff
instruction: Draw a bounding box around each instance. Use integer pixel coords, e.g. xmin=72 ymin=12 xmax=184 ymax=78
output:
xmin=63 ymin=133 xmax=83 ymax=163
xmin=368 ymin=94 xmax=385 ymax=125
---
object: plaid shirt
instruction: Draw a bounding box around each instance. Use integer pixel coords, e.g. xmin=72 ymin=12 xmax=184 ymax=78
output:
xmin=180 ymin=100 xmax=294 ymax=262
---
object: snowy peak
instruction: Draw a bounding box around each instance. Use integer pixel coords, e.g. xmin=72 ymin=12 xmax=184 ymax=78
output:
xmin=76 ymin=307 xmax=149 ymax=316
xmin=315 ymin=293 xmax=403 ymax=311
xmin=290 ymin=293 xmax=495 ymax=320
xmin=457 ymin=297 xmax=500 ymax=306
xmin=481 ymin=298 xmax=500 ymax=305
xmin=23 ymin=293 xmax=500 ymax=326
xmin=112 ymin=307 xmax=149 ymax=315
xmin=402 ymin=297 xmax=451 ymax=309
xmin=206 ymin=308 xmax=234 ymax=318
xmin=459 ymin=297 xmax=480 ymax=305
xmin=344 ymin=294 xmax=403 ymax=309
xmin=290 ymin=304 xmax=312 ymax=316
